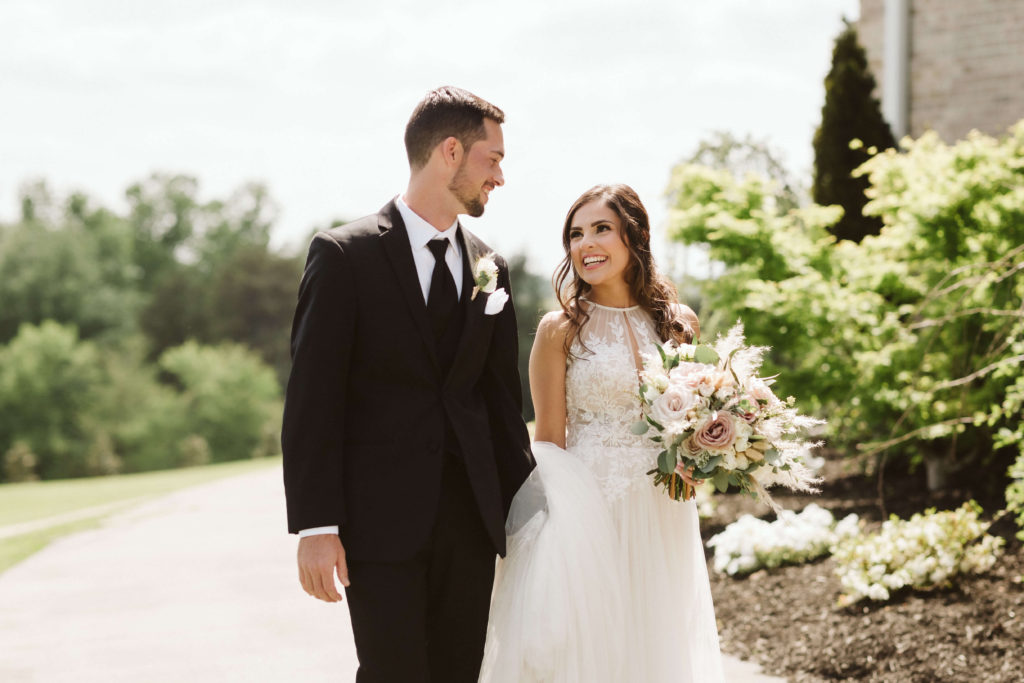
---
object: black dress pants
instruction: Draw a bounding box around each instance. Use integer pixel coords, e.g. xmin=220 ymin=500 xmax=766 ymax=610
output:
xmin=344 ymin=453 xmax=496 ymax=683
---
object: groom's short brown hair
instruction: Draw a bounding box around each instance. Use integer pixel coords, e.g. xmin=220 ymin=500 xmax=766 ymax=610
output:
xmin=404 ymin=86 xmax=505 ymax=169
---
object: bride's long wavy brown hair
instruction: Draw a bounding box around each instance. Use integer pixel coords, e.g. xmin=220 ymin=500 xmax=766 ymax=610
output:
xmin=554 ymin=184 xmax=693 ymax=355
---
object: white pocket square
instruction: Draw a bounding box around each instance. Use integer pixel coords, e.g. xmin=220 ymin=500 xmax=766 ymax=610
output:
xmin=484 ymin=287 xmax=509 ymax=315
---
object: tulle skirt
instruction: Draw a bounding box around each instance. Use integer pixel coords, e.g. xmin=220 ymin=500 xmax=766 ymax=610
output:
xmin=480 ymin=442 xmax=724 ymax=683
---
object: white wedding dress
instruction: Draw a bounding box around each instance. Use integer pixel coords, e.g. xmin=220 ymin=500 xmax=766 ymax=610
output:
xmin=480 ymin=303 xmax=724 ymax=683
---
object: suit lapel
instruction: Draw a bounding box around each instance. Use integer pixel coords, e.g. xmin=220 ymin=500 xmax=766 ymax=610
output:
xmin=377 ymin=200 xmax=440 ymax=372
xmin=446 ymin=227 xmax=489 ymax=383
xmin=459 ymin=225 xmax=478 ymax=307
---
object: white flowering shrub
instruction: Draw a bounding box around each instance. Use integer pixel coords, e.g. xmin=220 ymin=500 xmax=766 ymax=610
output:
xmin=707 ymin=503 xmax=859 ymax=576
xmin=832 ymin=501 xmax=1004 ymax=605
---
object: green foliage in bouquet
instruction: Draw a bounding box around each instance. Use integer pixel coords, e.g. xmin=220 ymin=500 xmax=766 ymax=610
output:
xmin=666 ymin=122 xmax=1024 ymax=488
xmin=632 ymin=327 xmax=821 ymax=507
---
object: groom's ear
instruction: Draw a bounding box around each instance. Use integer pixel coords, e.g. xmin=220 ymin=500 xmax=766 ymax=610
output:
xmin=439 ymin=136 xmax=463 ymax=167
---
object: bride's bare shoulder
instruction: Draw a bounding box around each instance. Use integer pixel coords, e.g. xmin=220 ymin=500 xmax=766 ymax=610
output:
xmin=534 ymin=310 xmax=573 ymax=352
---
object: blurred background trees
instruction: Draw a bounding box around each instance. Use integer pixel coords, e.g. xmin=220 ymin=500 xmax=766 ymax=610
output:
xmin=0 ymin=174 xmax=298 ymax=482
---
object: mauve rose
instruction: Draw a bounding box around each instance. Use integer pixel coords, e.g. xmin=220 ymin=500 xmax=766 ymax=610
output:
xmin=651 ymin=383 xmax=698 ymax=425
xmin=692 ymin=412 xmax=737 ymax=452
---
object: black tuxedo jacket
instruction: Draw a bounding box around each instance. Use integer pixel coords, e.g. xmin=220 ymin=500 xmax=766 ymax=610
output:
xmin=282 ymin=199 xmax=535 ymax=561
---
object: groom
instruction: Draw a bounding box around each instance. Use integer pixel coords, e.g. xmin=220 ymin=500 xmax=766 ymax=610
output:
xmin=281 ymin=86 xmax=535 ymax=682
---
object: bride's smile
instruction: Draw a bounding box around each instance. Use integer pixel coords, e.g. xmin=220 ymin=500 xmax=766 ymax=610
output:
xmin=568 ymin=201 xmax=633 ymax=294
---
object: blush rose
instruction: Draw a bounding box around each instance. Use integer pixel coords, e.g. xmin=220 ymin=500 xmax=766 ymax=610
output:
xmin=693 ymin=412 xmax=738 ymax=452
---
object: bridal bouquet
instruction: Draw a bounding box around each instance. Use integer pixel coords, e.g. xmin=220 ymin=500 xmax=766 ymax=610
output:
xmin=632 ymin=322 xmax=822 ymax=509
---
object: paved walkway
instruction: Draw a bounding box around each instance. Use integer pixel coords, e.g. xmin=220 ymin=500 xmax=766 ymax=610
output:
xmin=0 ymin=467 xmax=785 ymax=682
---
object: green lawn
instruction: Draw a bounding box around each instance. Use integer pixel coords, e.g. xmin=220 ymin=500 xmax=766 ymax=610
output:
xmin=0 ymin=456 xmax=280 ymax=573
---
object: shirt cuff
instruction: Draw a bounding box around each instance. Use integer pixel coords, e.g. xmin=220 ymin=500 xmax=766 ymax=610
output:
xmin=298 ymin=526 xmax=339 ymax=537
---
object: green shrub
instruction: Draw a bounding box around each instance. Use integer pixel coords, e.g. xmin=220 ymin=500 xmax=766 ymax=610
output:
xmin=159 ymin=341 xmax=281 ymax=463
xmin=3 ymin=441 xmax=39 ymax=482
xmin=0 ymin=322 xmax=105 ymax=480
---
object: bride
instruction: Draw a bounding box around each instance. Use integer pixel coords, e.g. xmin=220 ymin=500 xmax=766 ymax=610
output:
xmin=480 ymin=184 xmax=724 ymax=682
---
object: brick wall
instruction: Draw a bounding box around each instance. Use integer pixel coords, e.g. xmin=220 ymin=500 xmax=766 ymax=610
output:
xmin=858 ymin=0 xmax=1024 ymax=141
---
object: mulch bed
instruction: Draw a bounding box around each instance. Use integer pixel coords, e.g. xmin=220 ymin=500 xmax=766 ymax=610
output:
xmin=703 ymin=460 xmax=1024 ymax=682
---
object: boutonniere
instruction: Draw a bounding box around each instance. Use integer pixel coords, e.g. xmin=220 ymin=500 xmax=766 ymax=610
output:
xmin=471 ymin=253 xmax=499 ymax=300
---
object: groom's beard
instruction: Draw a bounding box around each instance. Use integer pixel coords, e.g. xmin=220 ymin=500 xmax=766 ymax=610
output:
xmin=448 ymin=162 xmax=485 ymax=218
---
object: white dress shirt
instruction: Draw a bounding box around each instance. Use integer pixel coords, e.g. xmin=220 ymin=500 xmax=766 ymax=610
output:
xmin=298 ymin=195 xmax=463 ymax=539
xmin=396 ymin=195 xmax=464 ymax=302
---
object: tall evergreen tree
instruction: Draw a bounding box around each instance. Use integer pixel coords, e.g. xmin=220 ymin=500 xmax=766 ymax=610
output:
xmin=813 ymin=19 xmax=896 ymax=243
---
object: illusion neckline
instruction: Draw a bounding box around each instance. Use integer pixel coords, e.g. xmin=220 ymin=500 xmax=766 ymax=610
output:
xmin=582 ymin=298 xmax=641 ymax=312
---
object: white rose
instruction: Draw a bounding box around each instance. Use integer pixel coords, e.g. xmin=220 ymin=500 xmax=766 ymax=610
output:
xmin=650 ymin=383 xmax=699 ymax=426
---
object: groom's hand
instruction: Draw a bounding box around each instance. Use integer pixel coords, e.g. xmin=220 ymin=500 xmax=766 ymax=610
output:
xmin=297 ymin=534 xmax=350 ymax=603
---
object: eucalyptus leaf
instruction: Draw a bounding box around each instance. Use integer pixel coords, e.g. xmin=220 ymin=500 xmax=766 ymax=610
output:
xmin=694 ymin=345 xmax=720 ymax=365
xmin=712 ymin=470 xmax=730 ymax=493
xmin=630 ymin=420 xmax=650 ymax=435
xmin=657 ymin=449 xmax=675 ymax=474
xmin=700 ymin=455 xmax=722 ymax=473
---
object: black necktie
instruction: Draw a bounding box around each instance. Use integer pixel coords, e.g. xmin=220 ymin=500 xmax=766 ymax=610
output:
xmin=427 ymin=239 xmax=458 ymax=341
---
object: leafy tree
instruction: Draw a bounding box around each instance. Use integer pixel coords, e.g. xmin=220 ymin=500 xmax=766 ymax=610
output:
xmin=138 ymin=262 xmax=213 ymax=357
xmin=667 ymin=121 xmax=1024 ymax=498
xmin=205 ymin=246 xmax=302 ymax=385
xmin=813 ymin=19 xmax=896 ymax=243
xmin=0 ymin=187 xmax=141 ymax=344
xmin=683 ymin=130 xmax=802 ymax=211
xmin=125 ymin=173 xmax=203 ymax=292
xmin=194 ymin=182 xmax=278 ymax=270
xmin=131 ymin=176 xmax=295 ymax=372
xmin=665 ymin=132 xmax=802 ymax=295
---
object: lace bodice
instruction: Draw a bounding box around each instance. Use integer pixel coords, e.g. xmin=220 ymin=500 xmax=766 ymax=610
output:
xmin=565 ymin=302 xmax=662 ymax=500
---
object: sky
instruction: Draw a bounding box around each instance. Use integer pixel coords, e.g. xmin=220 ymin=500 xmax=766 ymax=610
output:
xmin=0 ymin=0 xmax=860 ymax=276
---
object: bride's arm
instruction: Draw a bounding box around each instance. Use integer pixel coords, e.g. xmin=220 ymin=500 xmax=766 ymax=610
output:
xmin=529 ymin=311 xmax=570 ymax=449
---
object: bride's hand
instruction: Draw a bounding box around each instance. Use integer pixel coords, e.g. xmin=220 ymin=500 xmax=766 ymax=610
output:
xmin=674 ymin=463 xmax=702 ymax=499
